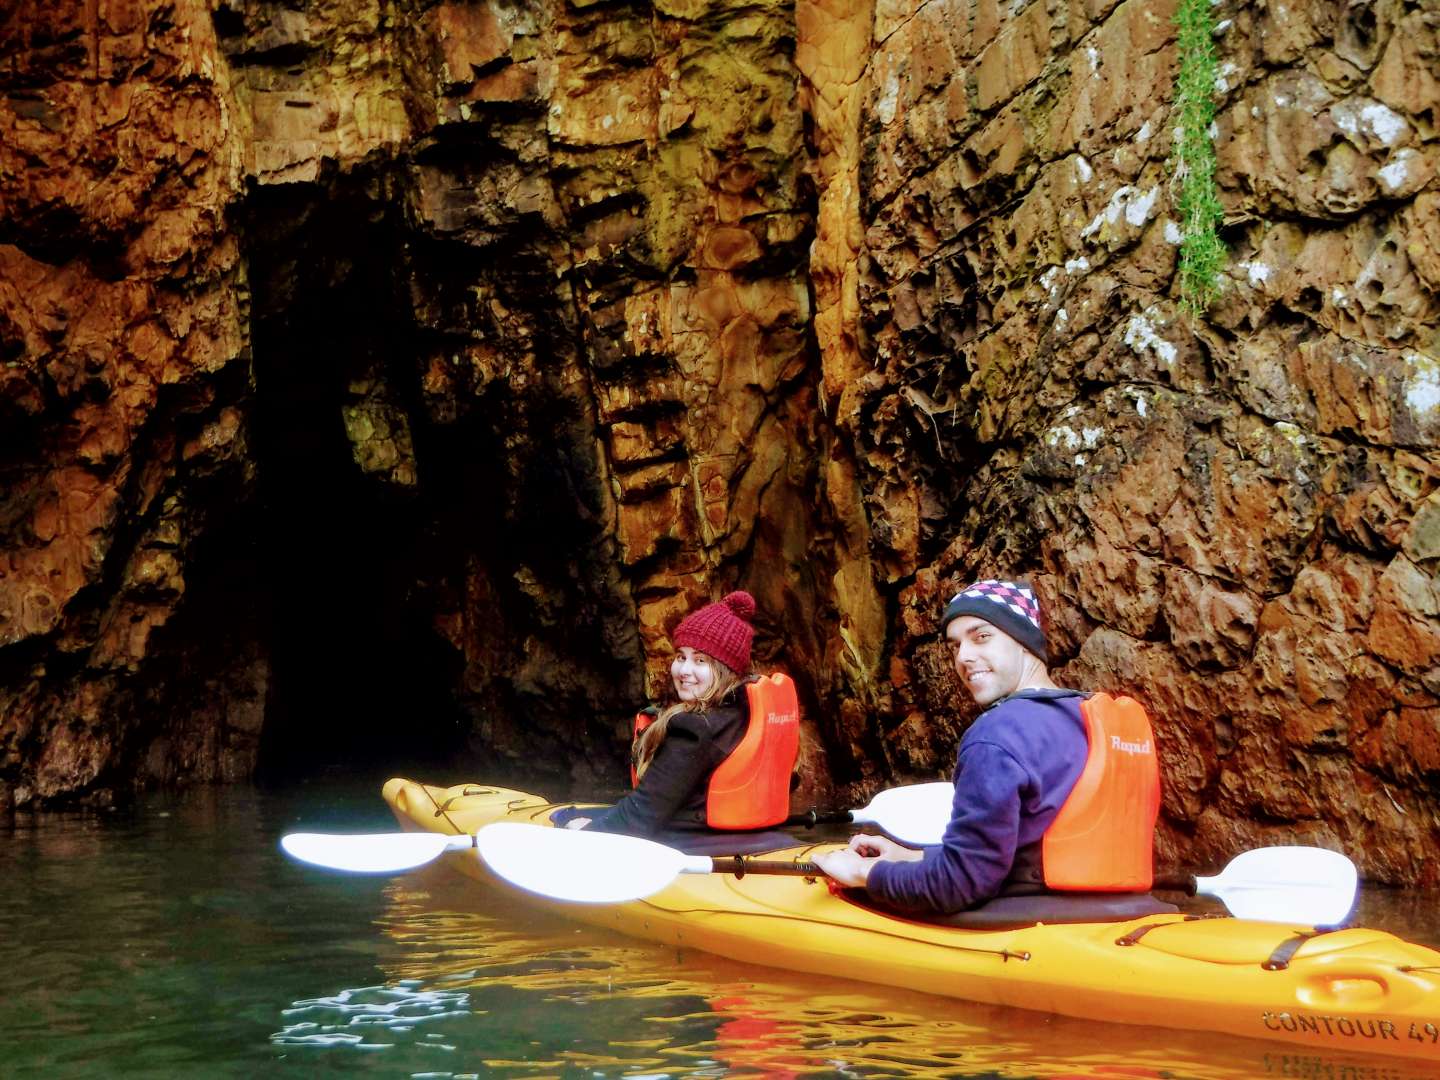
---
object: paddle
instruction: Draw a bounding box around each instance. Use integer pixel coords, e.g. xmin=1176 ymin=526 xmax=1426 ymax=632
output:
xmin=281 ymin=830 xmax=476 ymax=873
xmin=278 ymin=783 xmax=954 ymax=874
xmin=475 ymin=823 xmax=1359 ymax=925
xmin=474 ymin=822 xmax=818 ymax=903
xmin=1167 ymin=846 xmax=1357 ymax=925
xmin=788 ymin=781 xmax=954 ymax=845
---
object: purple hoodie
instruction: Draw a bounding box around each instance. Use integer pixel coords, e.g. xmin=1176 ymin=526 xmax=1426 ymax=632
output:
xmin=866 ymin=689 xmax=1088 ymax=914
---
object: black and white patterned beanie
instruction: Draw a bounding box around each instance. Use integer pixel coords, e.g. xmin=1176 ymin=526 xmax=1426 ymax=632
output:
xmin=939 ymin=579 xmax=1047 ymax=662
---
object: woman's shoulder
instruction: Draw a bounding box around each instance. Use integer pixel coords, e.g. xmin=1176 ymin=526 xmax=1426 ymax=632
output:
xmin=668 ymin=701 xmax=745 ymax=737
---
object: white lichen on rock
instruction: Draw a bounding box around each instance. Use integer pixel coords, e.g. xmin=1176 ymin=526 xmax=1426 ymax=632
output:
xmin=1048 ymin=425 xmax=1083 ymax=449
xmin=1378 ymin=148 xmax=1417 ymax=192
xmin=1081 ymin=185 xmax=1160 ymax=238
xmin=1125 ymin=187 xmax=1159 ymax=227
xmin=875 ymin=68 xmax=900 ymax=126
xmin=1332 ymin=99 xmax=1409 ymax=146
xmin=1238 ymin=260 xmax=1271 ymax=287
xmin=1123 ymin=313 xmax=1178 ymax=366
xmin=1405 ymin=353 xmax=1440 ymax=417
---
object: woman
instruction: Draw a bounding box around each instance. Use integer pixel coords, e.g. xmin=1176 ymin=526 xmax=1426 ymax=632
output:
xmin=551 ymin=591 xmax=758 ymax=842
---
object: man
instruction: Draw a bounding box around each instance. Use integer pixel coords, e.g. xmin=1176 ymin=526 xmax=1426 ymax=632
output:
xmin=814 ymin=579 xmax=1090 ymax=914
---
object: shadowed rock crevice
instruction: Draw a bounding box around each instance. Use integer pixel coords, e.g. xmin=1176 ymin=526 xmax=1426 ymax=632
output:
xmin=241 ymin=175 xmax=469 ymax=780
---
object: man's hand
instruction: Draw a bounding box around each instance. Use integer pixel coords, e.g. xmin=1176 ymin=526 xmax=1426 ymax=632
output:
xmin=845 ymin=834 xmax=920 ymax=860
xmin=812 ymin=832 xmax=924 ymax=887
xmin=812 ymin=847 xmax=877 ymax=887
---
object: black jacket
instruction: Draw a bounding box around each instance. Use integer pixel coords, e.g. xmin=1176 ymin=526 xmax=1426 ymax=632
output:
xmin=582 ymin=694 xmax=747 ymax=839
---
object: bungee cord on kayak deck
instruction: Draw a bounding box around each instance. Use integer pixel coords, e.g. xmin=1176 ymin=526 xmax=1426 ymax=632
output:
xmin=416 ymin=785 xmax=579 ymax=836
xmin=1113 ymin=919 xmax=1192 ymax=947
xmin=1261 ymin=928 xmax=1347 ymax=972
xmin=428 ymin=788 xmax=503 ymax=816
xmin=417 ymin=784 xmax=484 ymax=835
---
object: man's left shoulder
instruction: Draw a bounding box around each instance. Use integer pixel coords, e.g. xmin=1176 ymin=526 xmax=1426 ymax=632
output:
xmin=996 ymin=688 xmax=1085 ymax=712
xmin=984 ymin=690 xmax=1087 ymax=732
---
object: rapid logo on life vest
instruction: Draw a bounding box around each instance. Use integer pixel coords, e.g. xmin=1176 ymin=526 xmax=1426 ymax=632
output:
xmin=1108 ymin=735 xmax=1152 ymax=755
xmin=1262 ymin=1011 xmax=1440 ymax=1048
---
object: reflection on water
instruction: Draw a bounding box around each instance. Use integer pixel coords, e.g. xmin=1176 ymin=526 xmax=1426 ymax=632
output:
xmin=3 ymin=781 xmax=1439 ymax=1079
xmin=273 ymin=861 xmax=1440 ymax=1079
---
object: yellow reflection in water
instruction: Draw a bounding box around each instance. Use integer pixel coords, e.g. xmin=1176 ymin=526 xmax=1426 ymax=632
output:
xmin=354 ymin=868 xmax=1432 ymax=1080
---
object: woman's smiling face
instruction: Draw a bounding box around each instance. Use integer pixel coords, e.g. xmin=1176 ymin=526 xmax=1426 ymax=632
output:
xmin=671 ymin=646 xmax=717 ymax=703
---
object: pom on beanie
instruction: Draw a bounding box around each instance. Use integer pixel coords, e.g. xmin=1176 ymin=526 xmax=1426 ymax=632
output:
xmin=672 ymin=590 xmax=755 ymax=673
xmin=939 ymin=579 xmax=1047 ymax=662
xmin=721 ymin=591 xmax=755 ymax=621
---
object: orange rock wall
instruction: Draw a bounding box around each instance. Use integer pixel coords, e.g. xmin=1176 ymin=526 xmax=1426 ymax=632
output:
xmin=2 ymin=0 xmax=1437 ymax=882
xmin=853 ymin=0 xmax=1440 ymax=880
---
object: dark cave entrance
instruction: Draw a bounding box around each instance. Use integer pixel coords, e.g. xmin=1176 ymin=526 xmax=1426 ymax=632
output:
xmin=242 ymin=175 xmax=469 ymax=782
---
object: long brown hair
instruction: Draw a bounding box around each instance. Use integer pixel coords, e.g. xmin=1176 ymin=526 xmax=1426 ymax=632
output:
xmin=632 ymin=655 xmax=747 ymax=782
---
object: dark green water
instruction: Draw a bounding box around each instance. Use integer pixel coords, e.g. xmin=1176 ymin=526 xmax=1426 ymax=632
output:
xmin=3 ymin=781 xmax=1437 ymax=1079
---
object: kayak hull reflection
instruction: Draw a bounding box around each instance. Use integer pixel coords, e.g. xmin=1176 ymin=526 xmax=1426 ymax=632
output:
xmin=383 ymin=778 xmax=1440 ymax=1063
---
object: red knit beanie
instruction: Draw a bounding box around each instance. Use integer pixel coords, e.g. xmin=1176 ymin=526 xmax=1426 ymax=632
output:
xmin=672 ymin=591 xmax=755 ymax=673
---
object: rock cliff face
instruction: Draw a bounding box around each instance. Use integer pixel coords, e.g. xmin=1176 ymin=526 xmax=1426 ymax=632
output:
xmin=2 ymin=0 xmax=1436 ymax=882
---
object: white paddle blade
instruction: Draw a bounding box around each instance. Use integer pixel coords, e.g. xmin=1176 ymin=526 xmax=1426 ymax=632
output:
xmin=1195 ymin=846 xmax=1357 ymax=925
xmin=852 ymin=782 xmax=955 ymax=845
xmin=280 ymin=832 xmax=469 ymax=873
xmin=476 ymin=823 xmax=710 ymax=903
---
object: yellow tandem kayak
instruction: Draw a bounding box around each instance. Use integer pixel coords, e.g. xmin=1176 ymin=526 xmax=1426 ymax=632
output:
xmin=383 ymin=777 xmax=1440 ymax=1063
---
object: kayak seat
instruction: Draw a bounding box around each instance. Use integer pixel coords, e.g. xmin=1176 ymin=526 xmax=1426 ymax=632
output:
xmin=850 ymin=890 xmax=1179 ymax=930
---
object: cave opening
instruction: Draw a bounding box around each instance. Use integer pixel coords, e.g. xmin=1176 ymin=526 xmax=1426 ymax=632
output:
xmin=241 ymin=175 xmax=470 ymax=784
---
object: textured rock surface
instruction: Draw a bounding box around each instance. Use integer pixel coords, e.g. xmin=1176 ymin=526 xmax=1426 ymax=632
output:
xmin=1 ymin=1 xmax=259 ymax=805
xmin=2 ymin=0 xmax=1437 ymax=884
xmin=858 ymin=0 xmax=1440 ymax=881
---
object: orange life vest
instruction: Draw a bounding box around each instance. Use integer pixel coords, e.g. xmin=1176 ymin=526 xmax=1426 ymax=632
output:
xmin=631 ymin=673 xmax=801 ymax=830
xmin=1040 ymin=692 xmax=1160 ymax=892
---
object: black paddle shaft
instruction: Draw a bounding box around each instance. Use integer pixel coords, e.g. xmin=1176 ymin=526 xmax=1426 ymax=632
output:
xmin=785 ymin=808 xmax=854 ymax=828
xmin=718 ymin=855 xmax=823 ymax=878
xmin=1152 ymin=874 xmax=1198 ymax=895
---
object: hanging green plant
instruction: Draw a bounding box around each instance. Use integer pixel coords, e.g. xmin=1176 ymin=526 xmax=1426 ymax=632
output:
xmin=1172 ymin=0 xmax=1227 ymax=313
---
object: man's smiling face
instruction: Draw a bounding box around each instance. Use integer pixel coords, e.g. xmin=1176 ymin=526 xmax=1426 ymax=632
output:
xmin=945 ymin=614 xmax=1031 ymax=706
